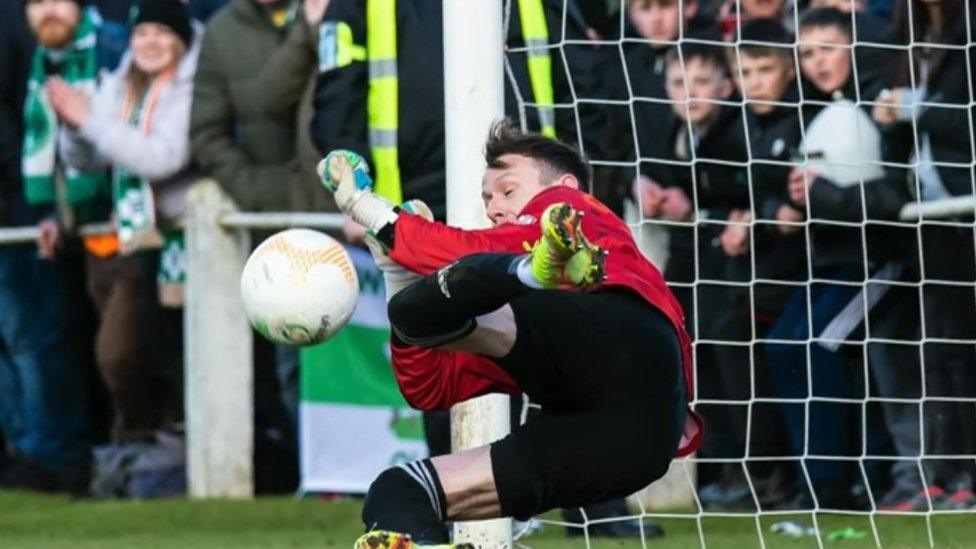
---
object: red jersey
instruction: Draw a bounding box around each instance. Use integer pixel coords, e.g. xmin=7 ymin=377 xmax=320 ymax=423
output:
xmin=387 ymin=186 xmax=703 ymax=456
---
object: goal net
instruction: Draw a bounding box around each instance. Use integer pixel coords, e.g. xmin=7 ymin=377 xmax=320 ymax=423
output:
xmin=502 ymin=0 xmax=976 ymax=546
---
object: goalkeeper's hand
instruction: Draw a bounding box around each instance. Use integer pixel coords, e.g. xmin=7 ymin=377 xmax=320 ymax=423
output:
xmin=318 ymin=150 xmax=397 ymax=230
xmin=363 ymin=199 xmax=433 ymax=301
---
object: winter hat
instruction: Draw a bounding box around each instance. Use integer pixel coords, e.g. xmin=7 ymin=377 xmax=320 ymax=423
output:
xmin=130 ymin=0 xmax=193 ymax=47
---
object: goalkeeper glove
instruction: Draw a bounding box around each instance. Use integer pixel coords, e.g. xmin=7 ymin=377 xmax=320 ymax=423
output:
xmin=317 ymin=150 xmax=398 ymax=231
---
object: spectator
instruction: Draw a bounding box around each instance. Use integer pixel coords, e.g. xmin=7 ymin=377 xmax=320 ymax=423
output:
xmin=190 ymin=0 xmax=334 ymax=494
xmin=636 ymin=41 xmax=744 ymax=327
xmin=622 ymin=0 xmax=711 ymax=106
xmin=720 ymin=18 xmax=820 ymax=508
xmin=191 ymin=0 xmax=327 ymax=427
xmin=871 ymin=0 xmax=976 ymax=511
xmin=808 ymin=0 xmax=894 ymax=94
xmin=749 ymin=5 xmax=907 ymax=511
xmin=620 ymin=0 xmax=717 ymax=204
xmin=0 ymin=0 xmax=103 ymax=493
xmin=191 ymin=0 xmax=327 ymax=214
xmin=53 ymin=0 xmax=199 ymax=445
xmin=789 ymin=4 xmax=918 ymax=513
xmin=792 ymin=8 xmax=898 ymax=274
xmin=721 ymin=19 xmax=806 ymax=297
xmin=645 ymin=42 xmax=777 ymax=509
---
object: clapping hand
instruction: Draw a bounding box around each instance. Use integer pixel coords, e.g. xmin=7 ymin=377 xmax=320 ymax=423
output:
xmin=46 ymin=77 xmax=91 ymax=129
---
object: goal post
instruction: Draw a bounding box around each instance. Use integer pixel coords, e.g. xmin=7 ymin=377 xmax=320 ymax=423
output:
xmin=443 ymin=0 xmax=513 ymax=545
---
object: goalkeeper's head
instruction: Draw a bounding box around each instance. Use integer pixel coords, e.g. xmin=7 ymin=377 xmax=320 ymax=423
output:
xmin=481 ymin=120 xmax=591 ymax=226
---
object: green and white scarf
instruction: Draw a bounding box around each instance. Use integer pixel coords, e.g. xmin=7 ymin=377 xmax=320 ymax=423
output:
xmin=157 ymin=231 xmax=185 ymax=308
xmin=22 ymin=8 xmax=109 ymax=216
xmin=115 ymin=71 xmax=174 ymax=253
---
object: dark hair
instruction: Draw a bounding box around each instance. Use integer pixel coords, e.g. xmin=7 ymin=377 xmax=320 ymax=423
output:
xmin=665 ymin=42 xmax=733 ymax=79
xmin=484 ymin=120 xmax=592 ymax=187
xmin=798 ymin=7 xmax=852 ymax=41
xmin=738 ymin=18 xmax=794 ymax=60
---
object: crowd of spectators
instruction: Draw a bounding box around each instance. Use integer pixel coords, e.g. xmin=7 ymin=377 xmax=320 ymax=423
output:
xmin=0 ymin=0 xmax=973 ymax=527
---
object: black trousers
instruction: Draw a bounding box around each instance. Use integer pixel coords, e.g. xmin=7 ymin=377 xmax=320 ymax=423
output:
xmin=388 ymin=253 xmax=686 ymax=520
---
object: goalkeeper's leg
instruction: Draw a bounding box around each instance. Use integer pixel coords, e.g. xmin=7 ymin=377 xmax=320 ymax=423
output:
xmin=388 ymin=253 xmax=527 ymax=357
xmin=365 ymin=287 xmax=686 ymax=538
xmin=387 ymin=202 xmax=607 ymax=357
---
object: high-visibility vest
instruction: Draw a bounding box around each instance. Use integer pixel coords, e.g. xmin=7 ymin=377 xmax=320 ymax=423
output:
xmin=363 ymin=0 xmax=556 ymax=203
xmin=516 ymin=0 xmax=556 ymax=138
xmin=366 ymin=0 xmax=401 ymax=203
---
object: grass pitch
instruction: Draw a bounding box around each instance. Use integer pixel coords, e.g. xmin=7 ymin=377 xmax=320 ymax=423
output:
xmin=1 ymin=491 xmax=974 ymax=548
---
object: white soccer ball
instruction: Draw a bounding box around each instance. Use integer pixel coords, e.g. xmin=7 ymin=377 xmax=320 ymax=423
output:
xmin=240 ymin=229 xmax=359 ymax=346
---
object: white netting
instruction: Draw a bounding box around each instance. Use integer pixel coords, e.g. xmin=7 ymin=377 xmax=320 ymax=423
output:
xmin=504 ymin=0 xmax=976 ymax=546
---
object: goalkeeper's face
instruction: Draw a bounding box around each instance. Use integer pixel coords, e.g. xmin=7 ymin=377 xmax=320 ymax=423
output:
xmin=482 ymin=154 xmax=578 ymax=226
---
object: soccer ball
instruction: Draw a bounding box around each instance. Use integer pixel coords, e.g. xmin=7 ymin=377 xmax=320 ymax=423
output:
xmin=240 ymin=229 xmax=359 ymax=346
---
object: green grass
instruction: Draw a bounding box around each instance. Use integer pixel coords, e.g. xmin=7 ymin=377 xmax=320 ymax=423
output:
xmin=0 ymin=491 xmax=974 ymax=548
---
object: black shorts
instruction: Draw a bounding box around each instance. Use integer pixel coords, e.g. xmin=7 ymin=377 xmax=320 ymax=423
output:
xmin=489 ymin=288 xmax=686 ymax=520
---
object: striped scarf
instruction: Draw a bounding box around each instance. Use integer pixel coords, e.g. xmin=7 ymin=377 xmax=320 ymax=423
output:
xmin=22 ymin=8 xmax=109 ymax=221
xmin=114 ymin=70 xmax=175 ymax=253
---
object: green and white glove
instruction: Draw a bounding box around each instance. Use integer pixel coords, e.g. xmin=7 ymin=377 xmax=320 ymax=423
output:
xmin=317 ymin=150 xmax=398 ymax=231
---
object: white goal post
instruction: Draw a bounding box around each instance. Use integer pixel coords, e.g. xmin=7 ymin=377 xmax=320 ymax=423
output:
xmin=443 ymin=0 xmax=514 ymax=546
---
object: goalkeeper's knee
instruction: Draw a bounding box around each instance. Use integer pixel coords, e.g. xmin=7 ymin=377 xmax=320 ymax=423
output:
xmin=387 ymin=274 xmax=476 ymax=347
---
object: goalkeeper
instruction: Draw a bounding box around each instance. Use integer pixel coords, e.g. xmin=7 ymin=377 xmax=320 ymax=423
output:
xmin=320 ymin=121 xmax=702 ymax=548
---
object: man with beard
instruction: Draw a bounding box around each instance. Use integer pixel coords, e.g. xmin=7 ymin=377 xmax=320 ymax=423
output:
xmin=0 ymin=0 xmax=116 ymax=493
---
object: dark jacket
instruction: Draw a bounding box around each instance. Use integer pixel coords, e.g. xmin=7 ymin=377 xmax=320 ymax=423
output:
xmin=310 ymin=0 xmax=614 ymax=220
xmin=656 ymin=104 xmax=751 ymax=284
xmin=744 ymin=85 xmax=809 ymax=288
xmin=800 ymin=79 xmax=912 ymax=273
xmin=613 ymin=15 xmax=719 ymax=200
xmin=191 ymin=0 xmax=325 ymax=212
xmin=912 ymin=17 xmax=976 ymax=198
xmin=851 ymin=9 xmax=894 ymax=99
xmin=0 ymin=5 xmax=37 ymax=226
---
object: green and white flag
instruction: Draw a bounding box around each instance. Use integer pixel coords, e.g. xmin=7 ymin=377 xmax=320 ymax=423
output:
xmin=299 ymin=246 xmax=427 ymax=494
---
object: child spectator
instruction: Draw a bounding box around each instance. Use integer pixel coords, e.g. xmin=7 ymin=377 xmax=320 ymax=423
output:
xmin=722 ymin=19 xmax=843 ymax=510
xmin=645 ymin=42 xmax=779 ymax=510
xmin=622 ymin=0 xmax=717 ymax=201
xmin=791 ymin=4 xmax=919 ymax=513
xmin=637 ymin=42 xmax=744 ymax=313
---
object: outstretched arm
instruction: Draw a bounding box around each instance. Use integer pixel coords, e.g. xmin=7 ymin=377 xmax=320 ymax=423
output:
xmin=388 ymin=212 xmax=539 ymax=276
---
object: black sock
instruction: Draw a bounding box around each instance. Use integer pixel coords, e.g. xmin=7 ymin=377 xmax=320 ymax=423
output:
xmin=388 ymin=253 xmax=529 ymax=347
xmin=362 ymin=460 xmax=448 ymax=543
